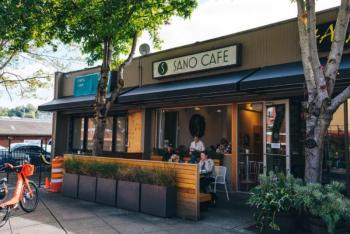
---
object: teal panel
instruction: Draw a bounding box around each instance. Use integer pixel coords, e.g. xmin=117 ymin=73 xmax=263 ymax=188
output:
xmin=74 ymin=72 xmax=112 ymax=97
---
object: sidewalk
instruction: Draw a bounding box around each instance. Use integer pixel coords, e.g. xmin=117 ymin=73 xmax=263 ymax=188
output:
xmin=0 ymin=189 xmax=255 ymax=234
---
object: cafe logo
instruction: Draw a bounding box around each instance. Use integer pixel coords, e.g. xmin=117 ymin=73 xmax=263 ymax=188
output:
xmin=158 ymin=62 xmax=168 ymax=75
xmin=153 ymin=45 xmax=240 ymax=78
xmin=317 ymin=21 xmax=350 ymax=51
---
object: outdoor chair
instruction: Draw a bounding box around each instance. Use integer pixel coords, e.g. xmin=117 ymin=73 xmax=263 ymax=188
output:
xmin=212 ymin=166 xmax=229 ymax=201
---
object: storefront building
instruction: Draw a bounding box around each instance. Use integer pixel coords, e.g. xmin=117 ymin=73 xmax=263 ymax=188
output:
xmin=39 ymin=8 xmax=350 ymax=192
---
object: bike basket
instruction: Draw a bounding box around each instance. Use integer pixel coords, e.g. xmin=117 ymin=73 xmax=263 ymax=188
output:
xmin=21 ymin=164 xmax=35 ymax=176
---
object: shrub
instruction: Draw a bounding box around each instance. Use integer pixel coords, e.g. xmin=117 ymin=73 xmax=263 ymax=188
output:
xmin=95 ymin=162 xmax=119 ymax=179
xmin=294 ymin=181 xmax=350 ymax=234
xmin=248 ymin=172 xmax=302 ymax=231
xmin=79 ymin=160 xmax=98 ymax=176
xmin=63 ymin=158 xmax=82 ymax=174
xmin=118 ymin=167 xmax=176 ymax=187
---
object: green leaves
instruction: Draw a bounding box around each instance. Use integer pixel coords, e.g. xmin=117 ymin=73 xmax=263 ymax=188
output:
xmin=51 ymin=0 xmax=198 ymax=65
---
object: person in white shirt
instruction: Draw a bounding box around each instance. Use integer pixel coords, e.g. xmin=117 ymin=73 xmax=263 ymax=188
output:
xmin=190 ymin=136 xmax=205 ymax=152
xmin=189 ymin=136 xmax=205 ymax=163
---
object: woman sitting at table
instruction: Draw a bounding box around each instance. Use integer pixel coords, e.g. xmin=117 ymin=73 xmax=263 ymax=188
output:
xmin=199 ymin=151 xmax=215 ymax=193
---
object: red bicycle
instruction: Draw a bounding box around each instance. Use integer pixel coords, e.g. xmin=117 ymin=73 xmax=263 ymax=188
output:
xmin=0 ymin=163 xmax=38 ymax=227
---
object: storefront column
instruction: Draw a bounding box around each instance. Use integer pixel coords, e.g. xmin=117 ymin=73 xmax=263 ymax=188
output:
xmin=231 ymin=103 xmax=237 ymax=191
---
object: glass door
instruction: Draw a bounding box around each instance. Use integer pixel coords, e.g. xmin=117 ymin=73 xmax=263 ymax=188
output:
xmin=263 ymin=100 xmax=290 ymax=175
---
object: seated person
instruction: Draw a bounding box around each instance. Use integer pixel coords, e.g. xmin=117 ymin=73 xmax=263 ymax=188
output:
xmin=163 ymin=144 xmax=174 ymax=161
xmin=216 ymin=138 xmax=231 ymax=154
xmin=199 ymin=151 xmax=215 ymax=193
xmin=168 ymin=154 xmax=180 ymax=163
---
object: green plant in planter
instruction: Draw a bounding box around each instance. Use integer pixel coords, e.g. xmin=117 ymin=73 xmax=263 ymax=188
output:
xmin=95 ymin=162 xmax=119 ymax=179
xmin=63 ymin=158 xmax=82 ymax=174
xmin=79 ymin=160 xmax=99 ymax=176
xmin=294 ymin=181 xmax=350 ymax=234
xmin=248 ymin=172 xmax=302 ymax=231
xmin=145 ymin=169 xmax=176 ymax=187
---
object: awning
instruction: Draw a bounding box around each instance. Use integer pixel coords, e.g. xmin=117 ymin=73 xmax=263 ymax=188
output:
xmin=38 ymin=95 xmax=95 ymax=111
xmin=38 ymin=88 xmax=132 ymax=111
xmin=240 ymin=55 xmax=350 ymax=92
xmin=119 ymin=70 xmax=255 ymax=103
xmin=240 ymin=62 xmax=304 ymax=92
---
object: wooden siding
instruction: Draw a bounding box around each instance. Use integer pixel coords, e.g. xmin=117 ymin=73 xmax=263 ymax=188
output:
xmin=127 ymin=111 xmax=142 ymax=153
xmin=64 ymin=154 xmax=200 ymax=221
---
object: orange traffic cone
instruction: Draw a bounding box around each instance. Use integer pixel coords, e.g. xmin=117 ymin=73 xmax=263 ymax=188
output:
xmin=44 ymin=177 xmax=51 ymax=190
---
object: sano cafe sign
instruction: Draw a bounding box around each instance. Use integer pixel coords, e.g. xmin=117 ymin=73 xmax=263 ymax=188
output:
xmin=317 ymin=21 xmax=350 ymax=51
xmin=153 ymin=45 xmax=241 ymax=78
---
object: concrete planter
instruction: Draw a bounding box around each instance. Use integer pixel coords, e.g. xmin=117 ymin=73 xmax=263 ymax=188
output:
xmin=62 ymin=173 xmax=79 ymax=198
xmin=96 ymin=177 xmax=117 ymax=206
xmin=141 ymin=184 xmax=176 ymax=218
xmin=117 ymin=180 xmax=140 ymax=211
xmin=78 ymin=175 xmax=96 ymax=202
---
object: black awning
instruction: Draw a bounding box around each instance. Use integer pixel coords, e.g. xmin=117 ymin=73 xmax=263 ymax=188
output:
xmin=38 ymin=88 xmax=133 ymax=111
xmin=38 ymin=95 xmax=95 ymax=111
xmin=119 ymin=70 xmax=255 ymax=103
xmin=240 ymin=62 xmax=305 ymax=92
xmin=240 ymin=55 xmax=350 ymax=92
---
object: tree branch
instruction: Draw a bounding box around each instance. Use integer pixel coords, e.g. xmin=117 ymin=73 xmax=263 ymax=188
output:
xmin=330 ymin=85 xmax=350 ymax=112
xmin=325 ymin=0 xmax=350 ymax=96
xmin=0 ymin=52 xmax=16 ymax=71
xmin=296 ymin=0 xmax=317 ymax=99
xmin=107 ymin=32 xmax=138 ymax=111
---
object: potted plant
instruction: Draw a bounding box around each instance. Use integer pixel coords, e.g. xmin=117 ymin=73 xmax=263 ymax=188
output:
xmin=117 ymin=167 xmax=141 ymax=211
xmin=95 ymin=162 xmax=119 ymax=206
xmin=248 ymin=172 xmax=302 ymax=233
xmin=140 ymin=168 xmax=177 ymax=218
xmin=294 ymin=181 xmax=350 ymax=234
xmin=62 ymin=157 xmax=81 ymax=198
xmin=78 ymin=160 xmax=97 ymax=202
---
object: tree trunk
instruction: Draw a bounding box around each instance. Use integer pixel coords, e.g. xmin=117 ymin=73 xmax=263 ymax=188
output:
xmin=304 ymin=108 xmax=332 ymax=183
xmin=92 ymin=38 xmax=112 ymax=155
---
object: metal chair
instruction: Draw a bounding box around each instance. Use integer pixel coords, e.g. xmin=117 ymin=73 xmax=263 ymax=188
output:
xmin=212 ymin=166 xmax=229 ymax=201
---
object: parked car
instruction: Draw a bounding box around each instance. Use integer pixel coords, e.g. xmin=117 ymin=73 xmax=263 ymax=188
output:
xmin=0 ymin=143 xmax=51 ymax=165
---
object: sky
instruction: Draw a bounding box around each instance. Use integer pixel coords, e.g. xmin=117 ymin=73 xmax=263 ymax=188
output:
xmin=0 ymin=0 xmax=340 ymax=108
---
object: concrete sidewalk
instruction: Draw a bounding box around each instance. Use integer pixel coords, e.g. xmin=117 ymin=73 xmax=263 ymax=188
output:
xmin=0 ymin=189 xmax=255 ymax=234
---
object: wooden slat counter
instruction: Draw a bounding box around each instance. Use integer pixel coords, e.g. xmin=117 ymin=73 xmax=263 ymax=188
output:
xmin=64 ymin=154 xmax=200 ymax=220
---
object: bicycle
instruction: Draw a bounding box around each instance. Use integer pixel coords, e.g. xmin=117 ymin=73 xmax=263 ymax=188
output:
xmin=0 ymin=162 xmax=38 ymax=227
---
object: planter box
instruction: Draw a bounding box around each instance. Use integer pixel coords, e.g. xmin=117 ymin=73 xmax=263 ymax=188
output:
xmin=308 ymin=216 xmax=346 ymax=234
xmin=141 ymin=184 xmax=176 ymax=218
xmin=96 ymin=177 xmax=117 ymax=206
xmin=62 ymin=173 xmax=79 ymax=198
xmin=117 ymin=181 xmax=140 ymax=211
xmin=78 ymin=175 xmax=96 ymax=202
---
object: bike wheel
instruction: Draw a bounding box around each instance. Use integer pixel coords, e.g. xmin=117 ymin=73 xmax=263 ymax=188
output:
xmin=0 ymin=207 xmax=10 ymax=227
xmin=20 ymin=181 xmax=38 ymax=213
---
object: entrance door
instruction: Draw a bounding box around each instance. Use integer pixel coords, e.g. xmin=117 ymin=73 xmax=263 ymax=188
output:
xmin=263 ymin=100 xmax=290 ymax=175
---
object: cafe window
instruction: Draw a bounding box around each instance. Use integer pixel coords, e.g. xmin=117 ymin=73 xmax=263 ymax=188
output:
xmin=86 ymin=118 xmax=96 ymax=150
xmin=103 ymin=117 xmax=113 ymax=151
xmin=116 ymin=116 xmax=127 ymax=152
xmin=72 ymin=118 xmax=85 ymax=150
xmin=323 ymin=102 xmax=347 ymax=184
xmin=70 ymin=115 xmax=128 ymax=153
xmin=156 ymin=105 xmax=232 ymax=152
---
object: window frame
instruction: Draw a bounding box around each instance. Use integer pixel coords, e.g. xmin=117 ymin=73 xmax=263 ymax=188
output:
xmin=69 ymin=113 xmax=128 ymax=154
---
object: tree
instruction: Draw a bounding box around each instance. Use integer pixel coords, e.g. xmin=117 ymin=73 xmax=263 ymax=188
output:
xmin=295 ymin=0 xmax=350 ymax=183
xmin=52 ymin=0 xmax=198 ymax=155
xmin=0 ymin=0 xmax=55 ymax=99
